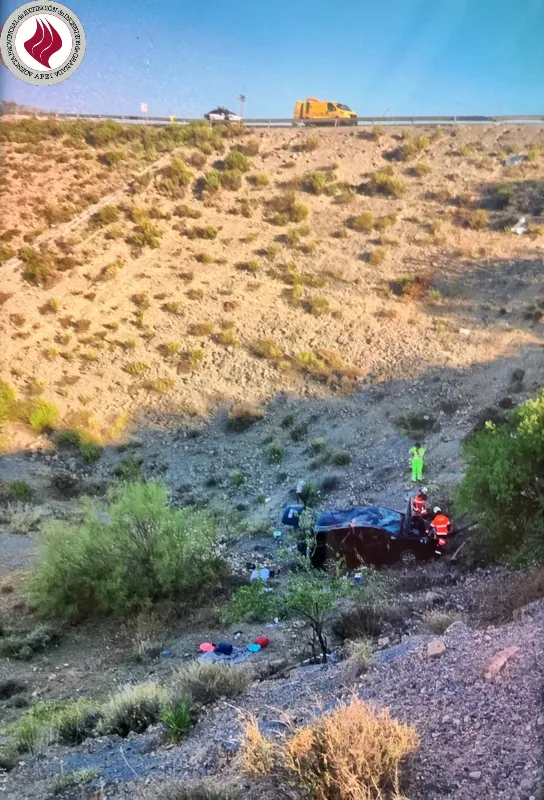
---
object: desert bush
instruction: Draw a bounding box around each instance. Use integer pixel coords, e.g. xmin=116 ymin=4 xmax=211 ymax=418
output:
xmin=455 ymin=392 xmax=544 ymax=565
xmin=156 ymin=158 xmax=193 ymax=197
xmin=307 ymin=171 xmax=328 ymax=194
xmin=27 ymin=482 xmax=228 ymax=618
xmin=174 ymin=203 xmax=203 ymax=219
xmin=238 ymin=259 xmax=260 ymax=274
xmin=411 ymin=162 xmax=432 ymax=177
xmin=203 ymin=170 xmax=222 ymax=192
xmin=350 ymin=212 xmax=374 ymax=232
xmin=12 ymin=698 xmax=99 ymax=753
xmin=20 ymin=247 xmax=56 ymax=287
xmin=171 ymin=662 xmax=251 ymax=707
xmin=91 ymin=205 xmax=119 ymax=226
xmin=369 ymin=248 xmax=386 ymax=267
xmin=215 ymin=329 xmax=240 ymax=347
xmin=301 ymin=134 xmax=319 ymax=152
xmin=249 ymin=172 xmax=269 ymax=187
xmin=397 ymin=134 xmax=430 ymax=161
xmin=140 ymin=783 xmax=240 ymax=800
xmin=374 ymin=213 xmax=397 ymax=231
xmin=224 ymin=150 xmax=250 ymax=173
xmin=466 ymin=208 xmax=489 ymax=230
xmin=113 ymin=456 xmax=143 ymax=482
xmin=267 ymin=443 xmax=284 ymax=464
xmin=101 ymin=682 xmax=168 ymax=737
xmin=420 ymin=610 xmax=460 ymax=634
xmin=267 ymin=191 xmax=309 ymax=224
xmin=370 ymin=168 xmax=406 ymax=198
xmin=9 ymin=480 xmax=32 ymax=501
xmin=227 ymin=402 xmax=265 ymax=431
xmin=0 ymin=623 xmax=58 ymax=659
xmin=391 ymin=273 xmax=432 ymax=300
xmin=251 ymin=338 xmax=283 ymax=359
xmin=189 ymin=321 xmax=215 ymax=336
xmin=220 ymin=169 xmax=242 ymax=190
xmin=309 ymin=296 xmax=330 ymax=316
xmin=188 ymin=150 xmax=207 ymax=169
xmin=129 ymin=216 xmax=163 ymax=249
xmin=189 ymin=225 xmax=219 ymax=240
xmin=160 ymin=698 xmax=195 ymax=742
xmin=266 ymin=697 xmax=419 ymax=797
xmin=27 ymin=399 xmax=60 ymax=432
xmin=99 ymin=149 xmax=124 ymax=166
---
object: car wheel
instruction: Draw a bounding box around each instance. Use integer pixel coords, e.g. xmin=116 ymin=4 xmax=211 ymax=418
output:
xmin=399 ymin=549 xmax=417 ymax=567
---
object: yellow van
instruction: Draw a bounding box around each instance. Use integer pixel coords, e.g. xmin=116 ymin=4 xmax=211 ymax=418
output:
xmin=293 ymin=97 xmax=357 ymax=125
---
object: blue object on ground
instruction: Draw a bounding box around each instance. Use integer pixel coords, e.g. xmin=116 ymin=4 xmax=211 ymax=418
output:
xmin=159 ymin=650 xmax=173 ymax=657
xmin=247 ymin=643 xmax=261 ymax=652
xmin=215 ymin=642 xmax=233 ymax=656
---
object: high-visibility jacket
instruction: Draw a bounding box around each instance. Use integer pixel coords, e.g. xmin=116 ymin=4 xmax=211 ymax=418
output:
xmin=412 ymin=495 xmax=428 ymax=516
xmin=431 ymin=514 xmax=450 ymax=537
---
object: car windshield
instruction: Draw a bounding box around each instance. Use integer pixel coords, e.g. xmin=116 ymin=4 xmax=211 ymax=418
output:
xmin=337 ymin=103 xmax=352 ymax=111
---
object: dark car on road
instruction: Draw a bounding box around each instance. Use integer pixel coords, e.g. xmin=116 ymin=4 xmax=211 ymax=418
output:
xmin=281 ymin=503 xmax=444 ymax=568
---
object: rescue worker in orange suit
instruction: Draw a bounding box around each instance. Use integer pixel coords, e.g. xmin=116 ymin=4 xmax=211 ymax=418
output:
xmin=430 ymin=507 xmax=451 ymax=548
xmin=411 ymin=488 xmax=429 ymax=535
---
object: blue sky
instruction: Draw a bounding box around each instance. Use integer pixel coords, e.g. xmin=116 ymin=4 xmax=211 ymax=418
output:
xmin=1 ymin=0 xmax=543 ymax=117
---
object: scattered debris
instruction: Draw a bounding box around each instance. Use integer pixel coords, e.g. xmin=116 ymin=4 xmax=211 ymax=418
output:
xmin=482 ymin=646 xmax=520 ymax=680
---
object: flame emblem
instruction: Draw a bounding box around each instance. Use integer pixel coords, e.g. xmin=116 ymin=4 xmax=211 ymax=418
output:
xmin=24 ymin=17 xmax=63 ymax=69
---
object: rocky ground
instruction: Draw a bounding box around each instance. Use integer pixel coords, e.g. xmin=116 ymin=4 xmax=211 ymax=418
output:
xmin=2 ymin=589 xmax=542 ymax=799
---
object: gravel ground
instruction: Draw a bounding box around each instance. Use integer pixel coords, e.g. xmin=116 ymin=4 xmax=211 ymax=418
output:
xmin=5 ymin=599 xmax=542 ymax=800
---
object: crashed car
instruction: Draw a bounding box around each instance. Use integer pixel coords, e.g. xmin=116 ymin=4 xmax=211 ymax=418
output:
xmin=281 ymin=502 xmax=444 ymax=568
xmin=204 ymin=106 xmax=242 ymax=123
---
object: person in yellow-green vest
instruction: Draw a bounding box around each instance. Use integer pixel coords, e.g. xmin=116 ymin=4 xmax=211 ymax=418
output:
xmin=409 ymin=442 xmax=425 ymax=482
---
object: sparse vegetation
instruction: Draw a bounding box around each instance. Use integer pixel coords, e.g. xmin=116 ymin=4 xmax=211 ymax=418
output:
xmin=370 ymin=168 xmax=406 ymax=198
xmin=252 ymin=338 xmax=283 ymax=360
xmin=350 ymin=211 xmax=374 ymax=232
xmin=171 ymin=662 xmax=251 ymax=707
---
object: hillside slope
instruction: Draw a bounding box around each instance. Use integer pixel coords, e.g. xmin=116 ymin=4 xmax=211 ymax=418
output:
xmin=0 ymin=119 xmax=543 ymax=516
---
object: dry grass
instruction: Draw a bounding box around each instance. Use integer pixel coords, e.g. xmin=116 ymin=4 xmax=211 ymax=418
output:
xmin=227 ymin=402 xmax=265 ymax=431
xmin=240 ymin=697 xmax=418 ymax=799
xmin=419 ymin=610 xmax=460 ymax=634
xmin=171 ymin=662 xmax=252 ymax=706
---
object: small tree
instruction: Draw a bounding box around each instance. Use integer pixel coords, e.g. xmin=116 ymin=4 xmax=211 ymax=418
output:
xmin=455 ymin=392 xmax=544 ymax=565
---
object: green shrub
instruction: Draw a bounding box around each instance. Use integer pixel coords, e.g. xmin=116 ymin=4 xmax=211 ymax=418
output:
xmin=174 ymin=203 xmax=203 ymax=219
xmin=27 ymin=399 xmax=60 ymax=432
xmin=54 ymin=769 xmax=99 ymax=791
xmin=241 ymin=138 xmax=260 ymax=156
xmin=331 ymin=452 xmax=351 ymax=466
xmin=252 ymin=338 xmax=283 ymax=359
xmin=99 ymin=149 xmax=124 ymax=167
xmin=224 ymin=150 xmax=250 ymax=172
xmin=455 ymin=392 xmax=544 ymax=565
xmin=9 ymin=480 xmax=32 ymax=501
xmin=220 ymin=169 xmax=242 ymax=190
xmin=220 ymin=580 xmax=279 ymax=623
xmin=101 ymin=683 xmax=168 ymax=737
xmin=301 ymin=134 xmax=319 ymax=152
xmin=309 ymin=295 xmax=330 ymax=316
xmin=80 ymin=441 xmax=102 ymax=464
xmin=267 ymin=191 xmax=309 ymax=224
xmin=125 ymin=361 xmax=149 ymax=376
xmin=12 ymin=698 xmax=99 ymax=752
xmin=308 ymin=171 xmax=328 ymax=194
xmin=189 ymin=226 xmax=219 ymax=240
xmin=398 ymin=134 xmax=430 ymax=161
xmin=91 ymin=205 xmax=119 ymax=226
xmin=374 ymin=213 xmax=397 ymax=231
xmin=203 ymin=170 xmax=222 ymax=192
xmin=267 ymin=443 xmax=284 ymax=464
xmin=466 ymin=209 xmax=489 ymax=230
xmin=160 ymin=698 xmax=195 ymax=741
xmin=26 ymin=482 xmax=228 ymax=618
xmin=156 ymin=158 xmax=193 ymax=197
xmin=350 ymin=212 xmax=374 ymax=232
xmin=370 ymin=169 xmax=406 ymax=198
xmin=113 ymin=456 xmax=143 ymax=482
xmin=20 ymin=247 xmax=56 ymax=287
xmin=369 ymin=248 xmax=386 ymax=266
xmin=231 ymin=470 xmax=245 ymax=486
xmin=171 ymin=662 xmax=251 ymax=707
xmin=250 ymin=172 xmax=269 ymax=187
xmin=412 ymin=162 xmax=432 ymax=177
xmin=0 ymin=623 xmax=58 ymax=659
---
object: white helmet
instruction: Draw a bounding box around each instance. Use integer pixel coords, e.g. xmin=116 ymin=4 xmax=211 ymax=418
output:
xmin=433 ymin=506 xmax=441 ymax=513
xmin=421 ymin=487 xmax=428 ymax=494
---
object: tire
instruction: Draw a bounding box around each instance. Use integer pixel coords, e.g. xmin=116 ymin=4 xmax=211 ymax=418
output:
xmin=399 ymin=549 xmax=417 ymax=567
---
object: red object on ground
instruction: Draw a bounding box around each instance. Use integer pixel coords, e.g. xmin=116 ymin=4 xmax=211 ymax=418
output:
xmin=199 ymin=642 xmax=214 ymax=652
xmin=254 ymin=636 xmax=270 ymax=648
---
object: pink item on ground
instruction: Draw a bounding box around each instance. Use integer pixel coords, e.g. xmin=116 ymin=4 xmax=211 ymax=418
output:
xmin=199 ymin=642 xmax=214 ymax=652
